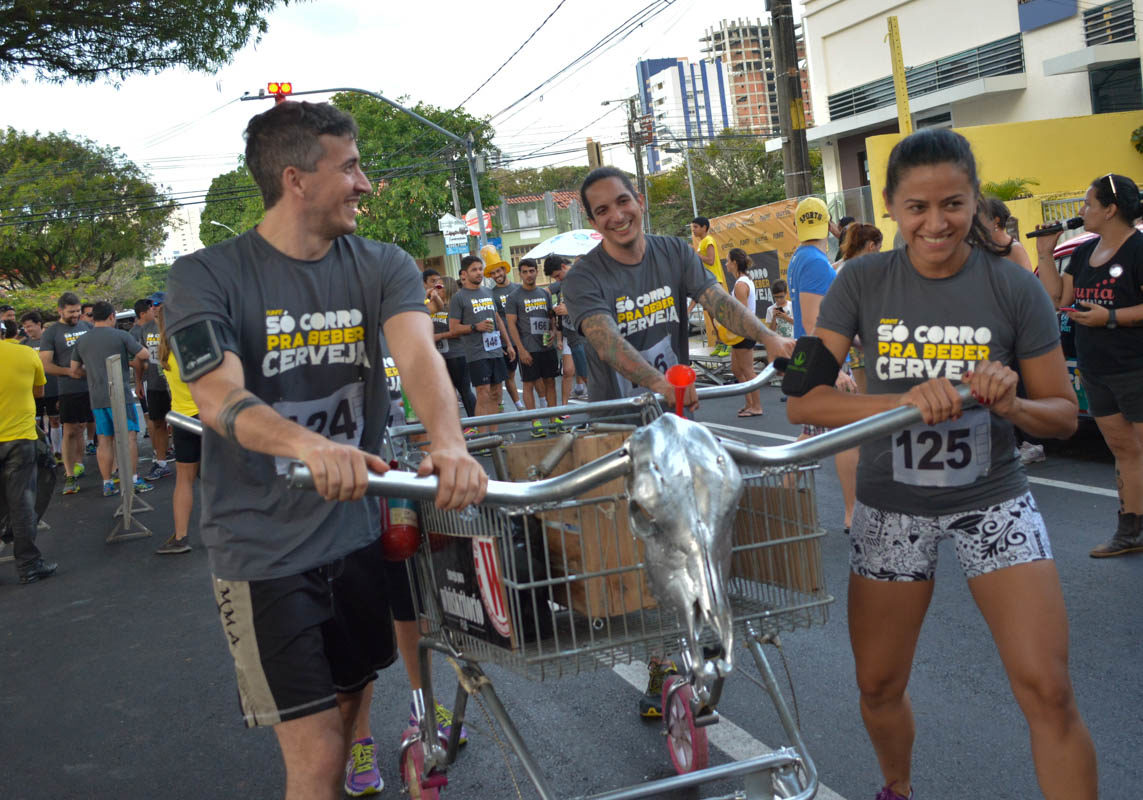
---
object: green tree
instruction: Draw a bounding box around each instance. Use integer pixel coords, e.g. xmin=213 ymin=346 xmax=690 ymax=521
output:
xmin=490 ymin=165 xmax=593 ymax=197
xmin=0 ymin=128 xmax=173 ymax=290
xmin=646 ymin=133 xmax=824 ymax=234
xmin=200 ymin=165 xmax=263 ymax=246
xmin=329 ymin=92 xmax=499 ymax=258
xmin=0 ymin=0 xmax=289 ymax=83
xmin=646 ymin=166 xmax=694 ymax=237
xmin=3 ymin=260 xmax=169 ymax=319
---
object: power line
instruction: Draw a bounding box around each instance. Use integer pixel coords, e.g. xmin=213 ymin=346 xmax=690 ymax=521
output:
xmin=452 ymin=0 xmax=570 ymax=109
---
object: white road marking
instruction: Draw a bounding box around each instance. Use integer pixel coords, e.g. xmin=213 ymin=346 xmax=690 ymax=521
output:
xmin=611 ymin=660 xmax=847 ymax=800
xmin=1026 ymin=476 xmax=1119 ymax=499
xmin=703 ymin=422 xmax=798 ymax=442
xmin=705 ymin=423 xmax=1118 ymax=499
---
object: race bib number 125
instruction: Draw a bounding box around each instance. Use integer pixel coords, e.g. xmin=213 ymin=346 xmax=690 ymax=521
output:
xmin=892 ymin=407 xmax=991 ymax=488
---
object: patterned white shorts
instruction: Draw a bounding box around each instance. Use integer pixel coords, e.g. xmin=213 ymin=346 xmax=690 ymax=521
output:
xmin=849 ymin=491 xmax=1052 ymax=581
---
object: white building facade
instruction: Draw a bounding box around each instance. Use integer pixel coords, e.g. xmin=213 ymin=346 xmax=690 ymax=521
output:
xmin=803 ymin=0 xmax=1142 ymax=198
xmin=637 ymin=57 xmax=732 ymax=173
xmin=157 ymin=206 xmax=203 ymax=265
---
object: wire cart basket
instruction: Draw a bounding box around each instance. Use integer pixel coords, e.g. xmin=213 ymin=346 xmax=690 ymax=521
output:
xmin=283 ymin=366 xmax=957 ymax=800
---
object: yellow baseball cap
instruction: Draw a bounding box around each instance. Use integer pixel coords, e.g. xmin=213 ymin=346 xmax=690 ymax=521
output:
xmin=794 ymin=197 xmax=830 ymax=242
xmin=480 ymin=244 xmax=510 ymax=276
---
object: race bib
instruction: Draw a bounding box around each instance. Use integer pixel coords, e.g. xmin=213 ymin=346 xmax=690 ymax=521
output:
xmin=892 ymin=407 xmax=991 ymax=487
xmin=482 ymin=330 xmax=502 ymax=352
xmin=529 ymin=317 xmax=551 ymax=335
xmin=436 ymin=338 xmax=449 ymax=355
xmin=272 ymin=382 xmax=365 ymax=475
xmin=616 ymin=336 xmax=678 ymax=398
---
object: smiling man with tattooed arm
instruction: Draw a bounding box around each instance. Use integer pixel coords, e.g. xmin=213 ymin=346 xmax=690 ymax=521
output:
xmin=563 ymin=167 xmax=795 ymax=411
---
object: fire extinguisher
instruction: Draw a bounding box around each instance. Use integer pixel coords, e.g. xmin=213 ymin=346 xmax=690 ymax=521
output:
xmin=380 ymin=460 xmax=421 ymax=561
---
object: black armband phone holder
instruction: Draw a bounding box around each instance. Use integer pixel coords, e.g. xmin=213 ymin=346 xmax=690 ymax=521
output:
xmin=778 ymin=336 xmax=840 ymax=397
xmin=170 ymin=318 xmax=226 ymax=381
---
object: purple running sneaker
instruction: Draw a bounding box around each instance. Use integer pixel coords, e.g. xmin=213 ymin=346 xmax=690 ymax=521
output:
xmin=343 ymin=737 xmax=383 ymax=796
xmin=875 ymin=785 xmax=913 ymax=800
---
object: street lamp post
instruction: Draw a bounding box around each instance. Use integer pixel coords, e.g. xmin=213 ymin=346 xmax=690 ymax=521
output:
xmin=209 ymin=220 xmax=239 ymax=237
xmin=658 ymin=128 xmax=698 ymax=218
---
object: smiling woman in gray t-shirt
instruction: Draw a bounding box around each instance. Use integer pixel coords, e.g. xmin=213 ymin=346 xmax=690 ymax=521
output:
xmin=786 ymin=128 xmax=1095 ymax=800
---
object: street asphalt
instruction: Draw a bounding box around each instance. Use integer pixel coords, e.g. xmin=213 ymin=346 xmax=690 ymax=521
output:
xmin=1 ymin=383 xmax=1139 ymax=800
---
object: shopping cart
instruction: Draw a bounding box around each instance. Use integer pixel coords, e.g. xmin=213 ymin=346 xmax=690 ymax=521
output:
xmin=285 ymin=367 xmax=970 ymax=800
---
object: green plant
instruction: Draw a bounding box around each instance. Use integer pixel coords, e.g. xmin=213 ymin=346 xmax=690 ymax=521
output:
xmin=980 ymin=177 xmax=1039 ymax=201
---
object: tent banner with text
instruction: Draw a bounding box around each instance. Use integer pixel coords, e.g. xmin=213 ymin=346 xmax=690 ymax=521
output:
xmin=706 ymin=197 xmax=799 ymax=314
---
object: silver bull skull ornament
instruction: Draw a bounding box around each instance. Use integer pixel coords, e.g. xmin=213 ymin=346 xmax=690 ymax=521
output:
xmin=626 ymin=413 xmax=743 ymax=672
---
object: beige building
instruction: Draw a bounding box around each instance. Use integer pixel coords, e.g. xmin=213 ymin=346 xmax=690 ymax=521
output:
xmin=700 ymin=17 xmax=815 ymax=135
xmin=802 ymin=0 xmax=1143 ymax=204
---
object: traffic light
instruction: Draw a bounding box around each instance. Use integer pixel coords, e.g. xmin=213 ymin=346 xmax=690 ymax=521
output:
xmin=267 ymin=82 xmax=293 ymax=104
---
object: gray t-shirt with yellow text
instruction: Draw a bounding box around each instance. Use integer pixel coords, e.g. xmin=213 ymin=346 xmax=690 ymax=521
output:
xmin=448 ymin=287 xmax=504 ymax=362
xmin=815 ymin=247 xmax=1060 ymax=515
xmin=564 ymin=234 xmax=716 ymax=400
xmin=163 ymin=230 xmax=426 ymax=581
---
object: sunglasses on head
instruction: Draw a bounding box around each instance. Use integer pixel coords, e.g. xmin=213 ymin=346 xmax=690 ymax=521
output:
xmin=1103 ymin=173 xmax=1119 ymax=204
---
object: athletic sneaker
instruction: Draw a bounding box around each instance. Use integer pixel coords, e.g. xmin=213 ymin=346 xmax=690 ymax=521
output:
xmin=144 ymin=462 xmax=173 ymax=481
xmin=410 ymin=701 xmax=468 ymax=746
xmin=62 ymin=476 xmax=78 ymax=495
xmin=54 ymin=452 xmax=62 ymax=465
xmin=102 ymin=481 xmax=120 ymax=497
xmin=549 ymin=416 xmax=570 ymax=433
xmin=514 ymin=400 xmax=526 ymax=411
xmin=85 ymin=442 xmax=97 ymax=456
xmin=343 ymin=736 xmax=383 ymax=796
xmin=638 ymin=657 xmax=679 ymax=718
xmin=463 ymin=427 xmax=479 ymax=436
xmin=875 ymin=785 xmax=913 ymax=800
xmin=133 ymin=477 xmax=154 ymax=494
xmin=72 ymin=463 xmax=85 ymax=478
xmin=1017 ymin=442 xmax=1046 ymax=465
xmin=530 ymin=420 xmax=547 ymax=438
xmin=571 ymin=384 xmax=588 ymax=400
xmin=155 ymin=535 xmax=192 ymax=555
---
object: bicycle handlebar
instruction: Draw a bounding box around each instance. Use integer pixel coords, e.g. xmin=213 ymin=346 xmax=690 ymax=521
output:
xmin=169 ymin=383 xmax=977 ymax=506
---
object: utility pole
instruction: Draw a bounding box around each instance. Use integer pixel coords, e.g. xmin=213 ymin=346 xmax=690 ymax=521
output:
xmin=769 ymin=0 xmax=813 ymax=198
xmin=627 ymin=96 xmax=651 ymax=232
xmin=887 ymin=17 xmax=914 ymax=136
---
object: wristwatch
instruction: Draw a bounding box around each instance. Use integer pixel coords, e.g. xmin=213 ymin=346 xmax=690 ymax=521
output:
xmin=1106 ymin=308 xmax=1118 ymax=329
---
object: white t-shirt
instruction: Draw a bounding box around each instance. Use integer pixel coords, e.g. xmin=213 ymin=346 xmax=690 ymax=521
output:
xmin=764 ymin=302 xmax=794 ymax=339
xmin=733 ymin=275 xmax=756 ymax=317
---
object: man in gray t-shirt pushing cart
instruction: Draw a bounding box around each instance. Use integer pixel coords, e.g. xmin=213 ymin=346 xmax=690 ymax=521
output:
xmin=164 ymin=100 xmax=486 ymax=800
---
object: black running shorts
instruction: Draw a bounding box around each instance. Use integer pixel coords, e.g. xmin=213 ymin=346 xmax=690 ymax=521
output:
xmin=58 ymin=392 xmax=94 ymax=425
xmin=519 ymin=349 xmax=561 ymax=382
xmin=469 ymin=356 xmax=509 ymax=387
xmin=212 ymin=541 xmax=398 ymax=728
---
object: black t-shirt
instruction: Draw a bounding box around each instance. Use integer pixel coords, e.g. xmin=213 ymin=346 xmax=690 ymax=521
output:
xmin=1065 ymin=230 xmax=1143 ymax=375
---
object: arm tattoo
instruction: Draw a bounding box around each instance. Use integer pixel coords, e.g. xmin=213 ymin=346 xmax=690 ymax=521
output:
xmin=699 ymin=284 xmax=771 ymax=342
xmin=579 ymin=313 xmax=663 ymax=389
xmin=217 ymin=387 xmax=266 ymax=444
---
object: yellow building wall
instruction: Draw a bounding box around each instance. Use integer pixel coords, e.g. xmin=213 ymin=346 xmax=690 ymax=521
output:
xmin=866 ymin=110 xmax=1143 ymax=243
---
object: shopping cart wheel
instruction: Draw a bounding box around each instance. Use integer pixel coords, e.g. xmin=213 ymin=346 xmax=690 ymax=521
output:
xmin=662 ymin=676 xmax=709 ymax=774
xmin=400 ymin=727 xmax=448 ymax=799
